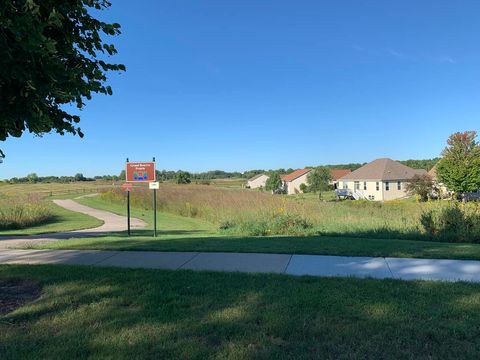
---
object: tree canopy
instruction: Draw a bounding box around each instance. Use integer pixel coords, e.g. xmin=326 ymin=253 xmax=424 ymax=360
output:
xmin=436 ymin=131 xmax=480 ymax=194
xmin=265 ymin=172 xmax=282 ymax=192
xmin=0 ymin=0 xmax=125 ymax=157
xmin=307 ymin=167 xmax=331 ymax=194
xmin=176 ymin=171 xmax=192 ymax=184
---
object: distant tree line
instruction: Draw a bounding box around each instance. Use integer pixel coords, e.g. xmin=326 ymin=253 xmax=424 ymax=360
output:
xmin=4 ymin=173 xmax=99 ymax=184
xmin=398 ymin=158 xmax=440 ymax=171
xmin=2 ymin=158 xmax=440 ymax=184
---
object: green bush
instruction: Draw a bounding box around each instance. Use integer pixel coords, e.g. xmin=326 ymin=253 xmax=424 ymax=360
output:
xmin=220 ymin=213 xmax=313 ymax=236
xmin=420 ymin=203 xmax=480 ymax=243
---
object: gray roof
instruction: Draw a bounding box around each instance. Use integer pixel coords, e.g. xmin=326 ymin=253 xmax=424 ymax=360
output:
xmin=339 ymin=158 xmax=427 ymax=181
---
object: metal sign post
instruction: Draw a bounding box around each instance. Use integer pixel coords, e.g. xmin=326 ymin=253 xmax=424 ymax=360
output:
xmin=150 ymin=157 xmax=158 ymax=237
xmin=127 ymin=189 xmax=131 ymax=236
xmin=122 ymin=160 xmax=133 ymax=236
xmin=153 ymin=188 xmax=157 ymax=237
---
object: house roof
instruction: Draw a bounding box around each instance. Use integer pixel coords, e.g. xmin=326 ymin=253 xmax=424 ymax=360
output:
xmin=282 ymin=169 xmax=311 ymax=182
xmin=339 ymin=158 xmax=427 ymax=181
xmin=248 ymin=173 xmax=268 ymax=182
xmin=330 ymin=169 xmax=351 ymax=181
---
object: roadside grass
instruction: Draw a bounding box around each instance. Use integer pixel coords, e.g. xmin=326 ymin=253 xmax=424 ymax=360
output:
xmin=0 ymin=201 xmax=102 ymax=236
xmin=2 ymin=265 xmax=480 ymax=359
xmin=38 ymin=196 xmax=480 ymax=261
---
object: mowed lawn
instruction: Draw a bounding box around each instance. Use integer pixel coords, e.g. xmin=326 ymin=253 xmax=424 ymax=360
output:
xmin=1 ymin=265 xmax=480 ymax=359
xmin=36 ymin=196 xmax=480 ymax=261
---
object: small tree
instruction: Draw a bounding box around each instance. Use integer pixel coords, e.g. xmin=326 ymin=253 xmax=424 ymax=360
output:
xmin=176 ymin=171 xmax=191 ymax=184
xmin=265 ymin=172 xmax=282 ymax=193
xmin=307 ymin=167 xmax=332 ymax=199
xmin=74 ymin=173 xmax=86 ymax=182
xmin=26 ymin=173 xmax=39 ymax=183
xmin=436 ymin=131 xmax=480 ymax=198
xmin=406 ymin=174 xmax=434 ymax=201
xmin=299 ymin=183 xmax=308 ymax=193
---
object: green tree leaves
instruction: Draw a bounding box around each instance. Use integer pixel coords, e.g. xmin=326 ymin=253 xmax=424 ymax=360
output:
xmin=0 ymin=0 xmax=125 ymax=157
xmin=265 ymin=172 xmax=282 ymax=192
xmin=307 ymin=167 xmax=331 ymax=194
xmin=437 ymin=131 xmax=480 ymax=194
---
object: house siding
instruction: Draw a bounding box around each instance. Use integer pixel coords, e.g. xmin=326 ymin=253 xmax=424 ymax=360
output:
xmin=247 ymin=175 xmax=269 ymax=189
xmin=338 ymin=180 xmax=408 ymax=201
xmin=286 ymin=173 xmax=309 ymax=195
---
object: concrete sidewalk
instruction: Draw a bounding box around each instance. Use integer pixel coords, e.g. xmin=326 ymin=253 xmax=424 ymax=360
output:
xmin=1 ymin=249 xmax=480 ymax=282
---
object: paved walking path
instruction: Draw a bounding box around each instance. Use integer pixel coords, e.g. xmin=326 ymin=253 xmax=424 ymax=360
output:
xmin=1 ymin=249 xmax=480 ymax=282
xmin=0 ymin=199 xmax=146 ymax=249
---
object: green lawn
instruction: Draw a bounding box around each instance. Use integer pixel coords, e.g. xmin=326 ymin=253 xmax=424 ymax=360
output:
xmin=0 ymin=201 xmax=103 ymax=236
xmin=35 ymin=196 xmax=480 ymax=261
xmin=1 ymin=265 xmax=480 ymax=359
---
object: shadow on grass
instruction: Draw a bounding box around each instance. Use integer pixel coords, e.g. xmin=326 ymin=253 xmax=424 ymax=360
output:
xmin=42 ymin=230 xmax=480 ymax=261
xmin=1 ymin=265 xmax=480 ymax=358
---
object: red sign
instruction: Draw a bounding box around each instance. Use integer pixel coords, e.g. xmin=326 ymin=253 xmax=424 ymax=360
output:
xmin=121 ymin=183 xmax=133 ymax=192
xmin=126 ymin=162 xmax=156 ymax=182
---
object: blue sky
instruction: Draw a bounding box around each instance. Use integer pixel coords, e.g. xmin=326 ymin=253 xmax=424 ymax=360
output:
xmin=2 ymin=0 xmax=480 ymax=178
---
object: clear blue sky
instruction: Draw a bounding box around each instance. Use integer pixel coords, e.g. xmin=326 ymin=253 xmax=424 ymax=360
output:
xmin=2 ymin=0 xmax=480 ymax=178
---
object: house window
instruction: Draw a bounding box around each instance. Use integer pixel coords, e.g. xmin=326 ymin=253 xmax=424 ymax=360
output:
xmin=385 ymin=182 xmax=390 ymax=191
xmin=397 ymin=181 xmax=402 ymax=190
xmin=376 ymin=182 xmax=380 ymax=191
xmin=343 ymin=182 xmax=348 ymax=189
xmin=364 ymin=182 xmax=367 ymax=191
xmin=368 ymin=195 xmax=375 ymax=200
xmin=354 ymin=181 xmax=360 ymax=190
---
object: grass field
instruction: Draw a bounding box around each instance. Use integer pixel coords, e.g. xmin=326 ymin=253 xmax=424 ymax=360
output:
xmin=0 ymin=198 xmax=103 ymax=236
xmin=37 ymin=195 xmax=480 ymax=261
xmin=1 ymin=264 xmax=480 ymax=359
xmin=0 ymin=181 xmax=118 ymax=198
xmin=99 ymin=184 xmax=477 ymax=240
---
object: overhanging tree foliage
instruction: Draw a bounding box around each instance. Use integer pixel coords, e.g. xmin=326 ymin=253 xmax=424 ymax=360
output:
xmin=436 ymin=131 xmax=480 ymax=195
xmin=0 ymin=0 xmax=125 ymax=157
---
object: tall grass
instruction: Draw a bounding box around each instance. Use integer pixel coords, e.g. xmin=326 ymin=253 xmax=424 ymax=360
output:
xmin=0 ymin=194 xmax=54 ymax=230
xmin=100 ymin=184 xmax=472 ymax=240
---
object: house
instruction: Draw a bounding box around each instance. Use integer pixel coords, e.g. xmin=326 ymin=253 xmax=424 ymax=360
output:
xmin=281 ymin=169 xmax=311 ymax=195
xmin=330 ymin=169 xmax=352 ymax=189
xmin=247 ymin=174 xmax=269 ymax=189
xmin=336 ymin=158 xmax=427 ymax=201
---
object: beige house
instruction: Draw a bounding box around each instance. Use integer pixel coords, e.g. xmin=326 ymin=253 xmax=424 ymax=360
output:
xmin=337 ymin=158 xmax=427 ymax=201
xmin=330 ymin=169 xmax=352 ymax=189
xmin=247 ymin=174 xmax=269 ymax=189
xmin=281 ymin=169 xmax=311 ymax=195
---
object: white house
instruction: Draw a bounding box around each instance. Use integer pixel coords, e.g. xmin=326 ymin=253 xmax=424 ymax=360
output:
xmin=337 ymin=158 xmax=427 ymax=201
xmin=281 ymin=169 xmax=311 ymax=195
xmin=247 ymin=174 xmax=269 ymax=189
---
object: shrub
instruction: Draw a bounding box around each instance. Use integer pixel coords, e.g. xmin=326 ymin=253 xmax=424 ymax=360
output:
xmin=0 ymin=195 xmax=53 ymax=230
xmin=420 ymin=203 xmax=480 ymax=242
xmin=299 ymin=183 xmax=308 ymax=193
xmin=220 ymin=213 xmax=313 ymax=236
